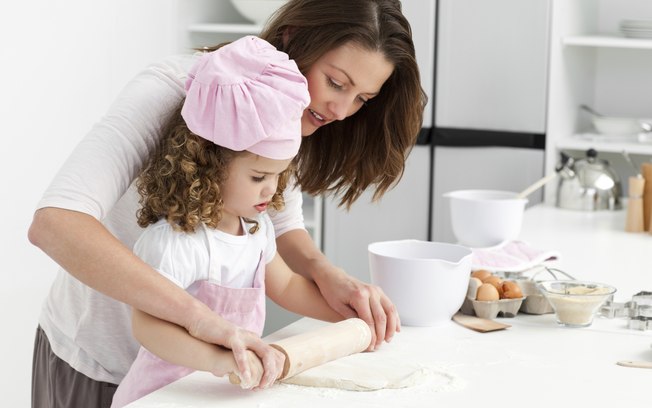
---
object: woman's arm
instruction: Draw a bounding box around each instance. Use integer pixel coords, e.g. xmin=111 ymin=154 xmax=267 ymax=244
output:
xmin=28 ymin=207 xmax=281 ymax=386
xmin=265 ymin=252 xmax=343 ymax=322
xmin=131 ymin=309 xmax=283 ymax=389
xmin=276 ymin=229 xmax=400 ymax=350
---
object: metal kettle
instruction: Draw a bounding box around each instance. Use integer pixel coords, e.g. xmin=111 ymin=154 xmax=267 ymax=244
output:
xmin=556 ymin=148 xmax=622 ymax=211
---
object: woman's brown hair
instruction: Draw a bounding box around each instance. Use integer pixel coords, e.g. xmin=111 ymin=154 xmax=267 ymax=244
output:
xmin=136 ymin=104 xmax=292 ymax=233
xmin=260 ymin=0 xmax=427 ymax=208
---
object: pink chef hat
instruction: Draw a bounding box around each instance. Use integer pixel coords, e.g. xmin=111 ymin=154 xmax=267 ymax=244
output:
xmin=181 ymin=36 xmax=310 ymax=160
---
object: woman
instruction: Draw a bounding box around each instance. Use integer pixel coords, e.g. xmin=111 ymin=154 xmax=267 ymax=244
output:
xmin=28 ymin=0 xmax=425 ymax=406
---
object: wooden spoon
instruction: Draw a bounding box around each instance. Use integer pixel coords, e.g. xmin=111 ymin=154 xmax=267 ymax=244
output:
xmin=517 ymin=172 xmax=558 ymax=199
xmin=453 ymin=313 xmax=511 ymax=333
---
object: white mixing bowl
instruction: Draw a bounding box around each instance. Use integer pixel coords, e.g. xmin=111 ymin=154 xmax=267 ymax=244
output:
xmin=444 ymin=189 xmax=528 ymax=248
xmin=369 ymin=240 xmax=472 ymax=326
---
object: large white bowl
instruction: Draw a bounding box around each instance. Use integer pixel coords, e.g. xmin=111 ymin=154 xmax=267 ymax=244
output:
xmin=230 ymin=0 xmax=288 ymax=25
xmin=369 ymin=240 xmax=472 ymax=327
xmin=444 ymin=189 xmax=528 ymax=248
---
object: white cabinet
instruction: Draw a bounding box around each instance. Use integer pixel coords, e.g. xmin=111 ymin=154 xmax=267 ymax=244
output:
xmin=435 ymin=0 xmax=551 ymax=133
xmin=544 ymin=0 xmax=652 ymax=203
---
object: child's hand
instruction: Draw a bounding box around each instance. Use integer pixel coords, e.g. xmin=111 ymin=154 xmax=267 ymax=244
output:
xmin=243 ymin=346 xmax=285 ymax=390
xmin=217 ymin=344 xmax=285 ymax=389
xmin=189 ymin=312 xmax=284 ymax=387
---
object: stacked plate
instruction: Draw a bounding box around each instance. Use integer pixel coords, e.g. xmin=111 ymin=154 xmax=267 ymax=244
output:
xmin=620 ymin=19 xmax=652 ymax=39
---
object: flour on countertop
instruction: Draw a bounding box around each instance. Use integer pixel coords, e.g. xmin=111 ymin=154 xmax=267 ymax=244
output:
xmin=277 ymin=350 xmax=465 ymax=395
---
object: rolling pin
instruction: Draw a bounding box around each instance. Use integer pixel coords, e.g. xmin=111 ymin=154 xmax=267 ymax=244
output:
xmin=229 ymin=318 xmax=371 ymax=386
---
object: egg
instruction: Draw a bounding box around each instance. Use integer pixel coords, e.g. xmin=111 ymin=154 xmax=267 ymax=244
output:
xmin=471 ymin=269 xmax=492 ymax=281
xmin=483 ymin=275 xmax=504 ymax=298
xmin=502 ymin=280 xmax=523 ymax=299
xmin=476 ymin=283 xmax=500 ymax=301
xmin=466 ymin=277 xmax=483 ymax=299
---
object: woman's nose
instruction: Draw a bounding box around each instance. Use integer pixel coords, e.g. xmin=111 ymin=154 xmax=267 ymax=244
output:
xmin=328 ymin=97 xmax=354 ymax=121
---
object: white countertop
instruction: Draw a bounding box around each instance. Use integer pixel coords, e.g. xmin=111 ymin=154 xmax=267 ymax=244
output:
xmin=127 ymin=205 xmax=652 ymax=408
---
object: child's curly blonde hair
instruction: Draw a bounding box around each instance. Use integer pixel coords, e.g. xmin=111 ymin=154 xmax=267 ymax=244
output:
xmin=136 ymin=104 xmax=293 ymax=234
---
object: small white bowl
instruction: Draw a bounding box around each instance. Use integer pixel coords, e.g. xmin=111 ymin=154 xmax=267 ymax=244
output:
xmin=230 ymin=0 xmax=288 ymax=25
xmin=592 ymin=116 xmax=642 ymax=135
xmin=444 ymin=189 xmax=528 ymax=248
xmin=369 ymin=240 xmax=472 ymax=327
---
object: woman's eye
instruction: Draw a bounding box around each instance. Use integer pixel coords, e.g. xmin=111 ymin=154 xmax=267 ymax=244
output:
xmin=327 ymin=77 xmax=343 ymax=90
xmin=357 ymin=96 xmax=369 ymax=105
xmin=252 ymin=176 xmax=265 ymax=182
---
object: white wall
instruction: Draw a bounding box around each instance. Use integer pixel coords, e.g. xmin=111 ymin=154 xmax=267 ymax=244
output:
xmin=0 ymin=1 xmax=184 ymax=405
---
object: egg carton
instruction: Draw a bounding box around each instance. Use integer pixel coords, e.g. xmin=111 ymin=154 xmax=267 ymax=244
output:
xmin=471 ymin=297 xmax=525 ymax=319
xmin=515 ymin=279 xmax=554 ymax=315
xmin=459 ymin=278 xmax=525 ymax=319
xmin=516 ymin=267 xmax=578 ymax=315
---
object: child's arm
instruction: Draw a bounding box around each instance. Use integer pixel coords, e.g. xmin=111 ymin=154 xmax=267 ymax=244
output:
xmin=131 ymin=309 xmax=280 ymax=389
xmin=265 ymin=252 xmax=344 ymax=322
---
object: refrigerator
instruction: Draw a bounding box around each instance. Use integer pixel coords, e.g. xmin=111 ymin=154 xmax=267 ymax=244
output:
xmin=321 ymin=0 xmax=551 ymax=282
xmin=430 ymin=0 xmax=551 ymax=242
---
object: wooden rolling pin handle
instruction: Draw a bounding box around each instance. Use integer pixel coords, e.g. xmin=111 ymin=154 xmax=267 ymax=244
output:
xmin=228 ymin=372 xmax=241 ymax=385
xmin=227 ymin=318 xmax=371 ymax=386
xmin=271 ymin=318 xmax=372 ymax=380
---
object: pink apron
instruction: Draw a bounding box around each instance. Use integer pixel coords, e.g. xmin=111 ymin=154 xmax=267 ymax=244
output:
xmin=111 ymin=225 xmax=267 ymax=408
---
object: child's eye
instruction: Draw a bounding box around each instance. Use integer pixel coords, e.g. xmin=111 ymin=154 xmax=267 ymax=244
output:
xmin=251 ymin=176 xmax=265 ymax=182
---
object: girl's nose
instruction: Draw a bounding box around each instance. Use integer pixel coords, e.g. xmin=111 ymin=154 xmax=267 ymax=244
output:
xmin=262 ymin=180 xmax=278 ymax=198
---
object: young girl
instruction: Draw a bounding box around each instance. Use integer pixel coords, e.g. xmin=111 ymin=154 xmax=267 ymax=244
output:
xmin=30 ymin=1 xmax=424 ymax=406
xmin=110 ymin=36 xmax=342 ymax=407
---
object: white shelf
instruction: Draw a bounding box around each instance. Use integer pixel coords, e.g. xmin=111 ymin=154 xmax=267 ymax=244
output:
xmin=556 ymin=134 xmax=652 ymax=155
xmin=562 ymin=34 xmax=652 ymax=50
xmin=187 ymin=23 xmax=262 ymax=34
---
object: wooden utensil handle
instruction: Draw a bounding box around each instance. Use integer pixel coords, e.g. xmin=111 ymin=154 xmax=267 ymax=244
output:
xmin=228 ymin=318 xmax=372 ymax=386
xmin=617 ymin=360 xmax=652 ymax=369
xmin=228 ymin=372 xmax=241 ymax=385
xmin=272 ymin=318 xmax=372 ymax=380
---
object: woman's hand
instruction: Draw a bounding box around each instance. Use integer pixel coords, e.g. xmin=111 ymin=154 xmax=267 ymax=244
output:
xmin=313 ymin=267 xmax=400 ymax=350
xmin=276 ymin=229 xmax=401 ymax=351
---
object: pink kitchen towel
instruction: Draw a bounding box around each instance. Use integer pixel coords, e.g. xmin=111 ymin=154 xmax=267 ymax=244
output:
xmin=471 ymin=240 xmax=560 ymax=273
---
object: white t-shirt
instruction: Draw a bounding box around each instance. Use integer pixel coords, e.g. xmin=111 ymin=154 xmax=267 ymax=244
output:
xmin=36 ymin=54 xmax=306 ymax=384
xmin=136 ymin=217 xmax=276 ymax=292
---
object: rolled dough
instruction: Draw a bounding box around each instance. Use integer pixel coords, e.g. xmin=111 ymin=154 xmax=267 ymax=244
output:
xmin=280 ymin=351 xmax=455 ymax=392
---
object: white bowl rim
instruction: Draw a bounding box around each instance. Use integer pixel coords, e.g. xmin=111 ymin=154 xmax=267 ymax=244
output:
xmin=443 ymin=189 xmax=527 ymax=203
xmin=368 ymin=239 xmax=472 ymax=265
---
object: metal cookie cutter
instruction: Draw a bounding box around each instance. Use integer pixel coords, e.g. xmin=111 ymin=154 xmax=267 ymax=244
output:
xmin=628 ymin=316 xmax=652 ymax=331
xmin=628 ymin=291 xmax=652 ymax=331
xmin=601 ymin=291 xmax=652 ymax=330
